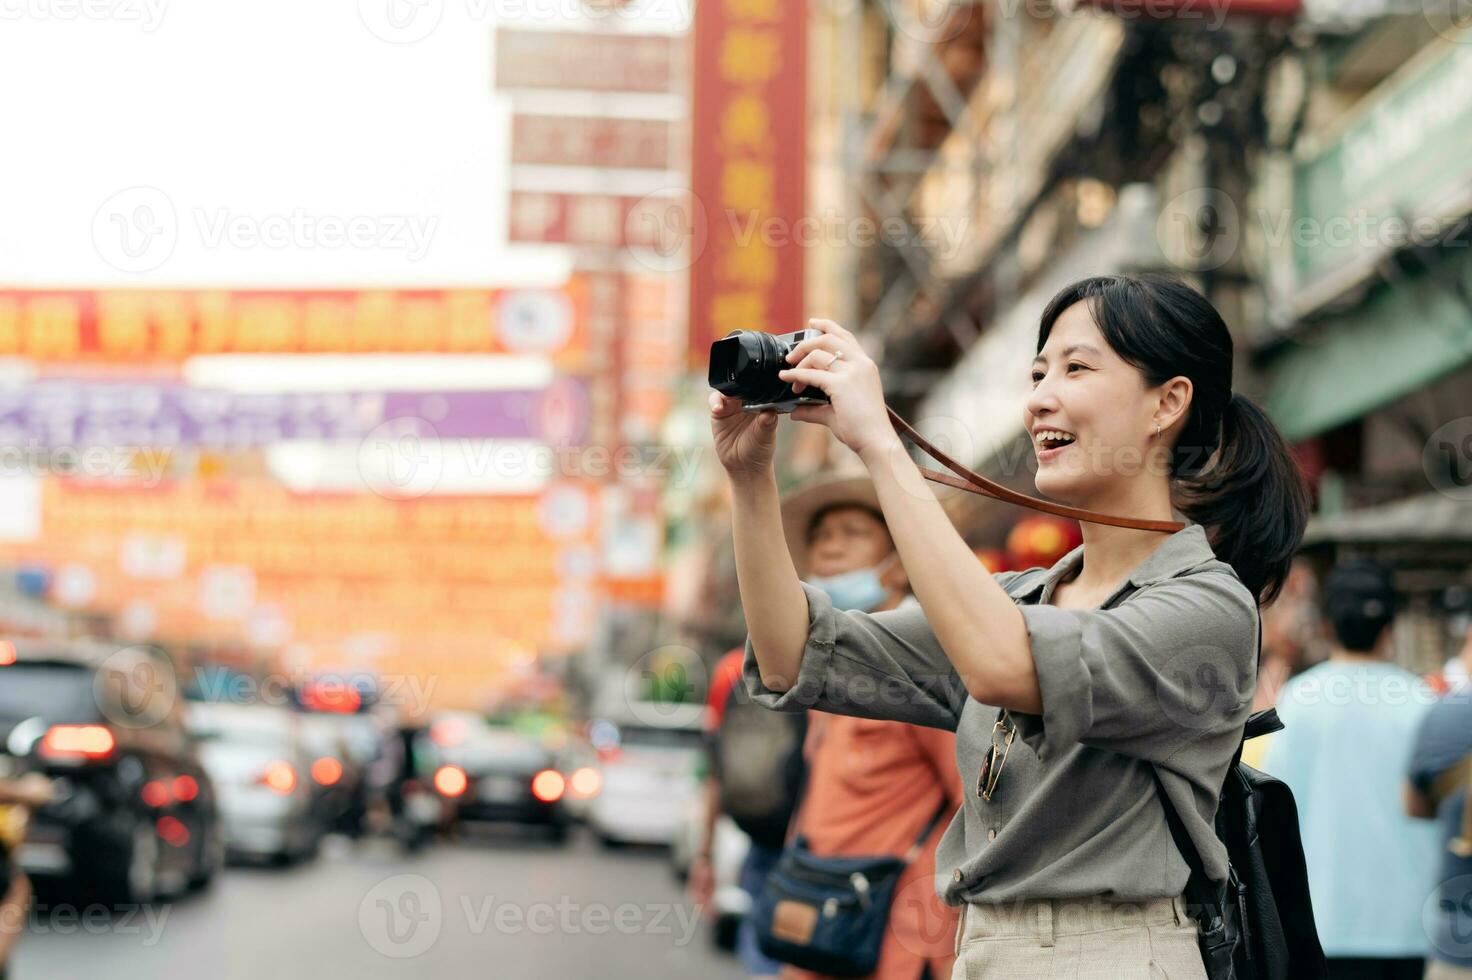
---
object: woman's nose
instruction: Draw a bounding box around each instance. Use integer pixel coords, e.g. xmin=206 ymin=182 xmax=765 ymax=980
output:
xmin=1026 ymin=377 xmax=1059 ymax=420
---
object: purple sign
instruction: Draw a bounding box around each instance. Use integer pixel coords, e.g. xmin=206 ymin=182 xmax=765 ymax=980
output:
xmin=0 ymin=380 xmax=589 ymax=449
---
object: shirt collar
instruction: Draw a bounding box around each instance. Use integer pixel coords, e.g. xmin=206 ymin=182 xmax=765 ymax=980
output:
xmin=1005 ymin=523 xmax=1217 ymax=604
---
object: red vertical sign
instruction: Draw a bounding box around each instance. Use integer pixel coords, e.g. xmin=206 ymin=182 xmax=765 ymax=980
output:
xmin=688 ymin=0 xmax=807 ymax=362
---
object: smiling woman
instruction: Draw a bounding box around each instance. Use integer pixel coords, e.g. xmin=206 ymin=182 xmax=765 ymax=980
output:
xmin=712 ymin=272 xmax=1311 ymax=980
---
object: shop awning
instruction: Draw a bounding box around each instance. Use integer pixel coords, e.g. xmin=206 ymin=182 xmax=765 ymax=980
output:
xmin=1302 ymin=493 xmax=1472 ymax=547
xmin=1261 ymin=246 xmax=1472 ymax=442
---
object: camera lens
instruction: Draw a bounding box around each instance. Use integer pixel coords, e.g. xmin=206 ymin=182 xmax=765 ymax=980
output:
xmin=708 ymin=330 xmax=789 ymax=404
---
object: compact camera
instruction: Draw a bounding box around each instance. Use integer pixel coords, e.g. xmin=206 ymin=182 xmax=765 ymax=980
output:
xmin=707 ymin=329 xmax=832 ymax=414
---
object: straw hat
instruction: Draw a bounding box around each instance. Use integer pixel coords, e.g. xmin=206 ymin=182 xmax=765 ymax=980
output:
xmin=780 ymin=470 xmax=884 ymax=577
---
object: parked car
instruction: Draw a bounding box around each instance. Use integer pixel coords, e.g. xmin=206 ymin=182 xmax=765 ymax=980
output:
xmin=585 ymin=708 xmax=706 ymax=848
xmin=0 ymin=641 xmax=222 ymax=904
xmin=186 ymin=702 xmax=322 ymax=865
xmin=425 ymin=713 xmax=569 ymax=842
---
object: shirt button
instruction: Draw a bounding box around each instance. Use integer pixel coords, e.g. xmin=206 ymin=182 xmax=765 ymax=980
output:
xmin=952 ymin=869 xmax=964 ymax=883
xmin=987 ymin=828 xmax=997 ymax=841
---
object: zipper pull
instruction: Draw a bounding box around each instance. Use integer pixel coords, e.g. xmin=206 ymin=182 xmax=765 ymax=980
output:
xmin=850 ymin=872 xmax=871 ymax=908
xmin=822 ymin=897 xmax=839 ymax=919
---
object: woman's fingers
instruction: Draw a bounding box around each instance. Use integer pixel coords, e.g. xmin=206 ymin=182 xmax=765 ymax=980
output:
xmin=783 ymin=331 xmax=843 ymax=365
xmin=790 ymin=401 xmax=835 ymax=427
xmin=808 ymin=318 xmax=856 ymax=345
xmin=777 ymin=366 xmax=835 ymax=393
xmin=708 ymin=391 xmax=743 ymax=418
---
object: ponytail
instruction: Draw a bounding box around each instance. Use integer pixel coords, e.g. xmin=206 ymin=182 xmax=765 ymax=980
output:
xmin=1177 ymin=393 xmax=1310 ymax=605
xmin=1038 ymin=274 xmax=1311 ymax=606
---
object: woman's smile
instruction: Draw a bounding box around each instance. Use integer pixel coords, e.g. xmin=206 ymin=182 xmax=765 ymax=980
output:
xmin=1032 ymin=426 xmax=1077 ymax=464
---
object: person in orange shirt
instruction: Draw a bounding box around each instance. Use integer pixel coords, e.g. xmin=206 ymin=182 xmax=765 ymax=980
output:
xmin=777 ymin=475 xmax=964 ymax=980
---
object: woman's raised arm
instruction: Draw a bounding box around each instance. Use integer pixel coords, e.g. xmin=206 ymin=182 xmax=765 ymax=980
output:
xmin=710 ymin=391 xmax=810 ymax=690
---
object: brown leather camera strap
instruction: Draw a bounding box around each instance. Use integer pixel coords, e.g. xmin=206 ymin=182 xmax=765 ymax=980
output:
xmin=886 ymin=407 xmax=1185 ymax=533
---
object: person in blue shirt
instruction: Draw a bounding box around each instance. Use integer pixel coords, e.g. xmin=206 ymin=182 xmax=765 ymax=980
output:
xmin=1406 ymin=618 xmax=1472 ymax=980
xmin=1262 ymin=559 xmax=1440 ymax=980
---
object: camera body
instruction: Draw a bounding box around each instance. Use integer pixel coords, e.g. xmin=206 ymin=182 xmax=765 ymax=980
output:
xmin=708 ymin=329 xmax=831 ymax=414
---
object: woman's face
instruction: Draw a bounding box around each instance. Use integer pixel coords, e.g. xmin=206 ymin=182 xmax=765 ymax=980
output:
xmin=1024 ymin=301 xmax=1166 ymax=504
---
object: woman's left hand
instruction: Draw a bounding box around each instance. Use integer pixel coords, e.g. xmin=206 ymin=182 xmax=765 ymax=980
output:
xmin=781 ymin=319 xmax=898 ymax=459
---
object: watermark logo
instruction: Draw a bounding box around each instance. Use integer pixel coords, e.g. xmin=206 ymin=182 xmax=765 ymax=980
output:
xmin=357 ymin=0 xmax=444 ymax=43
xmin=1156 ymin=644 xmax=1246 ymax=732
xmin=1424 ymin=417 xmax=1472 ymax=501
xmin=1158 ymin=186 xmax=1240 ymax=273
xmin=359 ymin=874 xmax=443 ymax=958
xmin=92 ymin=186 xmax=178 ymax=274
xmin=358 ymin=417 xmax=445 ymax=500
xmin=94 ymin=646 xmax=178 ymax=729
xmin=625 ymin=189 xmax=708 ymax=275
xmin=0 ymin=0 xmax=169 ymax=31
xmin=625 ymin=645 xmax=706 ymax=727
xmin=1424 ymin=876 xmax=1472 ymax=959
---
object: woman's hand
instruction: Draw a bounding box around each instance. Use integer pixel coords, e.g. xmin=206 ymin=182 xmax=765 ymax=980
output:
xmin=781 ymin=319 xmax=898 ymax=459
xmin=709 ymin=391 xmax=778 ymax=480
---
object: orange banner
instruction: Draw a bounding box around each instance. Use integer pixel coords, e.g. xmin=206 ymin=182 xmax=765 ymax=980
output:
xmin=0 ymin=286 xmax=588 ymax=365
xmin=0 ymin=478 xmax=603 ymax=704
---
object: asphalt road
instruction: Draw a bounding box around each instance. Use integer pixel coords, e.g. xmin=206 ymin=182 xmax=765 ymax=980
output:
xmin=11 ymin=829 xmax=746 ymax=979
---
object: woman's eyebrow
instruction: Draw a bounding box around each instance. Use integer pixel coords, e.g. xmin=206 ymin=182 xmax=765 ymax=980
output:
xmin=1032 ymin=343 xmax=1102 ymax=365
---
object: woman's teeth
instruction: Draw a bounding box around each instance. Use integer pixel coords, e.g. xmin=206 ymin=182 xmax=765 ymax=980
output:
xmin=1035 ymin=430 xmax=1076 ymax=450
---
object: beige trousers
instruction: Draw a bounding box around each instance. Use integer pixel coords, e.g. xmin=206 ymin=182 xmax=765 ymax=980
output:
xmin=950 ymin=894 xmax=1209 ymax=980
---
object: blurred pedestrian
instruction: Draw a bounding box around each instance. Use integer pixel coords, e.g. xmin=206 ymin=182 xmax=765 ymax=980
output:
xmin=692 ymin=642 xmax=795 ymax=977
xmin=775 ymin=476 xmax=963 ymax=980
xmin=714 ymin=275 xmax=1310 ymax=977
xmin=1262 ymin=559 xmax=1439 ymax=980
xmin=1406 ymin=620 xmax=1472 ymax=980
xmin=0 ymin=773 xmax=53 ymax=978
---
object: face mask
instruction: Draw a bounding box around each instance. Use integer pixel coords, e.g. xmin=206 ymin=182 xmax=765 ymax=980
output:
xmin=807 ymin=554 xmax=897 ymax=612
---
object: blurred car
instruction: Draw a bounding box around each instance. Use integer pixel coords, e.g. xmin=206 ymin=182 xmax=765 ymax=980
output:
xmin=554 ymin=731 xmax=603 ymax=824
xmin=0 ymin=641 xmax=222 ymax=904
xmin=186 ymin=702 xmax=322 ymax=865
xmin=295 ymin=712 xmax=361 ymax=836
xmin=585 ymin=708 xmax=706 ymax=848
xmin=425 ymin=713 xmax=570 ymax=842
xmin=293 ymin=680 xmax=396 ymax=839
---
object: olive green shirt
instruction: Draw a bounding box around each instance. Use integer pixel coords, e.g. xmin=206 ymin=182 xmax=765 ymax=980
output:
xmin=742 ymin=523 xmax=1258 ymax=905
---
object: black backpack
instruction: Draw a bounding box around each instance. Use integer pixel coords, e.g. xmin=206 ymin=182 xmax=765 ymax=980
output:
xmin=1156 ymin=707 xmax=1329 ymax=980
xmin=714 ymin=683 xmax=806 ymax=849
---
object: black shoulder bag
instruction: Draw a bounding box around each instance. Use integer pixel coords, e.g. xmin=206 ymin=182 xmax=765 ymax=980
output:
xmin=1155 ymin=706 xmax=1329 ymax=980
xmin=752 ymin=801 xmax=950 ymax=976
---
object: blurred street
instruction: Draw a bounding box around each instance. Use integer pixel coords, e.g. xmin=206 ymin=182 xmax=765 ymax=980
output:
xmin=13 ymin=833 xmax=736 ymax=980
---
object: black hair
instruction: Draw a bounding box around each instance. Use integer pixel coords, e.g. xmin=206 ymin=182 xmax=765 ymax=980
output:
xmin=1037 ymin=273 xmax=1309 ymax=605
xmin=1321 ymin=559 xmax=1396 ymax=652
xmin=805 ymin=502 xmax=887 ymax=545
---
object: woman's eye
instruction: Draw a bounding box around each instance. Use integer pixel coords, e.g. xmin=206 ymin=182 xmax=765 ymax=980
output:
xmin=1030 ymin=372 xmax=1044 ymax=385
xmin=1067 ymin=362 xmax=1087 ymax=374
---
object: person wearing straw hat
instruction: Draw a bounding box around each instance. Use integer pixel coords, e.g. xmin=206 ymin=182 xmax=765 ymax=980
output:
xmin=710 ymin=274 xmax=1310 ymax=977
xmin=776 ymin=470 xmax=964 ymax=980
xmin=693 ymin=471 xmax=962 ymax=980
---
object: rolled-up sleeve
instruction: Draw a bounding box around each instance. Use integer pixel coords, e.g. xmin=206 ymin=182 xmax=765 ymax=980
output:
xmin=742 ymin=582 xmax=969 ymax=732
xmin=1018 ymin=569 xmax=1258 ymax=765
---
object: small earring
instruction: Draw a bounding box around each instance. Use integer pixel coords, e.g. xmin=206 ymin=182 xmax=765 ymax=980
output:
xmin=1154 ymin=423 xmax=1161 ymax=440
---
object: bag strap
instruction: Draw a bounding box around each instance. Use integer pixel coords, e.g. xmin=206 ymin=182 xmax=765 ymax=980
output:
xmin=886 ymin=407 xmax=1185 ymax=533
xmin=903 ymin=799 xmax=952 ymax=864
xmin=1151 ymin=616 xmax=1263 ymax=922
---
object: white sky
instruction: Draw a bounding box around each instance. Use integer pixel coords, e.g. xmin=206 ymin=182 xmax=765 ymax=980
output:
xmin=0 ymin=0 xmax=683 ymax=288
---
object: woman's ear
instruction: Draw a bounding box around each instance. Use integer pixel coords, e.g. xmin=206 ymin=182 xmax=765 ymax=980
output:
xmin=1154 ymin=375 xmax=1193 ymax=436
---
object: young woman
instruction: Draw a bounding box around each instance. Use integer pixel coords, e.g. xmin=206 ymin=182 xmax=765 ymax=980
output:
xmin=710 ymin=274 xmax=1309 ymax=978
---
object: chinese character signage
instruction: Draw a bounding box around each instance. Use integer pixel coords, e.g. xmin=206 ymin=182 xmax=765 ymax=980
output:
xmin=688 ymin=0 xmax=806 ymax=359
